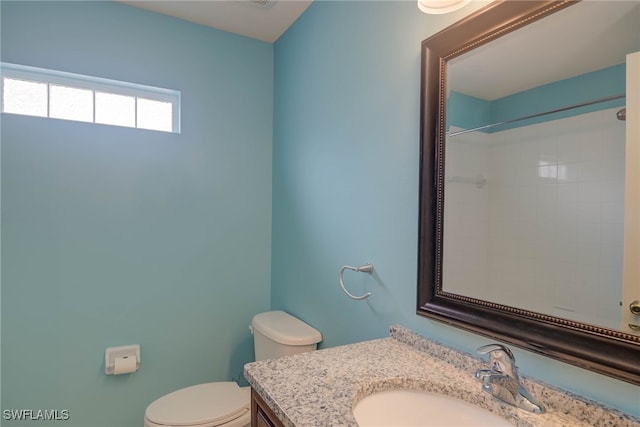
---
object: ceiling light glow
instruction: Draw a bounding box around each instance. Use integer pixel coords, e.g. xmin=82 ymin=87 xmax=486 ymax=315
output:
xmin=417 ymin=0 xmax=472 ymax=14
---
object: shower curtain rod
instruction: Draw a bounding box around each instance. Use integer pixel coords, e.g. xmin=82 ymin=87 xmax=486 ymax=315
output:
xmin=447 ymin=93 xmax=625 ymax=137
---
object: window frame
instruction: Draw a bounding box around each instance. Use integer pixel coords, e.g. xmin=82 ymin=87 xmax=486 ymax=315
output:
xmin=1 ymin=62 xmax=181 ymax=133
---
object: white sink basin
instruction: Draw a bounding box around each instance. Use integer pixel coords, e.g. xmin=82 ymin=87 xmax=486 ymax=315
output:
xmin=353 ymin=389 xmax=513 ymax=426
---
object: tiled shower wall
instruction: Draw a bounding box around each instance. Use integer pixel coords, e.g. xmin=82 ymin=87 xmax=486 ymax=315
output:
xmin=443 ymin=130 xmax=491 ymax=297
xmin=444 ymin=107 xmax=625 ymax=329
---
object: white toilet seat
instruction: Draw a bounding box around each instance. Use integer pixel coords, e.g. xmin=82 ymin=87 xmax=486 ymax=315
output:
xmin=144 ymin=382 xmax=250 ymax=427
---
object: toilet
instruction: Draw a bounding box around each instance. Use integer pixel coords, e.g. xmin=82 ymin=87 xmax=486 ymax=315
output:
xmin=144 ymin=311 xmax=322 ymax=427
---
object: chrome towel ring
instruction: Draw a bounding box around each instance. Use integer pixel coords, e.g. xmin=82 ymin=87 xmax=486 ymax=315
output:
xmin=339 ymin=263 xmax=374 ymax=300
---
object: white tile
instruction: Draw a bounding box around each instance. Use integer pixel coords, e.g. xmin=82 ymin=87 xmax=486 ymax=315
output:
xmin=599 ymin=242 xmax=623 ymax=269
xmin=557 ymin=138 xmax=580 ymax=163
xmin=500 ymin=186 xmax=522 ymax=205
xmin=519 ymin=140 xmax=539 ymax=167
xmin=575 ymin=262 xmax=600 ymax=289
xmin=537 ymin=164 xmax=558 ymax=182
xmin=464 ymin=109 xmax=627 ymax=329
xmin=578 ymin=138 xmax=604 ymax=163
xmin=536 ymin=139 xmax=558 ymax=165
xmin=557 ymin=199 xmax=578 ymax=223
xmin=557 ymin=163 xmax=578 ymax=183
xmin=578 ymin=181 xmax=602 ymax=202
xmin=600 ymin=180 xmax=625 ymax=203
xmin=519 ymin=202 xmax=537 ymax=223
xmin=537 ymin=183 xmax=557 ymax=207
xmin=577 ymin=202 xmax=601 ymax=224
xmin=555 ymin=261 xmax=578 ymax=286
xmin=600 ymin=140 xmax=625 ymax=181
xmin=599 ymin=265 xmax=623 ymax=294
xmin=577 ymin=161 xmax=603 ymax=182
xmin=601 ymin=202 xmax=624 ymax=224
xmin=519 ymin=166 xmax=539 ymax=186
xmin=601 ymin=222 xmax=624 ymax=244
xmin=518 ymin=238 xmax=539 ymax=260
xmin=554 ymin=221 xmax=577 ymax=244
xmin=555 ymin=238 xmax=578 ymax=262
xmin=577 ymin=222 xmax=601 ymax=244
xmin=502 ymin=217 xmax=524 ymax=239
xmin=577 ymin=243 xmax=600 ymax=265
xmin=534 ymin=259 xmax=556 ymax=283
xmin=557 ymin=182 xmax=578 ymax=203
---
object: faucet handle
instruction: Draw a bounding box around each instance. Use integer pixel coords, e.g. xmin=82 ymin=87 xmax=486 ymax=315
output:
xmin=477 ymin=344 xmax=517 ymax=378
xmin=477 ymin=343 xmax=515 ymax=360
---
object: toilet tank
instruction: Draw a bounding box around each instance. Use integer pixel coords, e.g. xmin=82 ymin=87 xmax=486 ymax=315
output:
xmin=251 ymin=311 xmax=322 ymax=361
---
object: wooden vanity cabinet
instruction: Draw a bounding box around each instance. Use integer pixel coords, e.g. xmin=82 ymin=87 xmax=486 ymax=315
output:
xmin=251 ymin=387 xmax=285 ymax=427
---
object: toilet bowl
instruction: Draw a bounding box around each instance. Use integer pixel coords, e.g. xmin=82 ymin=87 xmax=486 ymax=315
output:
xmin=144 ymin=311 xmax=322 ymax=427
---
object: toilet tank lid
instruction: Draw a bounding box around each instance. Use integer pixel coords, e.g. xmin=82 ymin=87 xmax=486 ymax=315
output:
xmin=252 ymin=311 xmax=322 ymax=346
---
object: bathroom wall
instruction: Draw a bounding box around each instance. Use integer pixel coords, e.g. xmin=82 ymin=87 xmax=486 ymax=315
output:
xmin=489 ymin=64 xmax=626 ymax=133
xmin=486 ymin=108 xmax=625 ymax=328
xmin=1 ymin=2 xmax=272 ymax=426
xmin=444 ymin=107 xmax=626 ymax=330
xmin=271 ymin=0 xmax=640 ymax=417
xmin=445 ymin=65 xmax=626 ymax=323
xmin=447 ymin=64 xmax=625 ymax=133
xmin=3 ymin=0 xmax=638 ymax=424
xmin=443 ymin=130 xmax=491 ymax=297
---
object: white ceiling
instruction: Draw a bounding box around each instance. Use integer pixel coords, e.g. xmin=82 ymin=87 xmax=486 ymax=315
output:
xmin=449 ymin=1 xmax=640 ymax=100
xmin=118 ymin=1 xmax=640 ymax=97
xmin=118 ymin=0 xmax=313 ymax=43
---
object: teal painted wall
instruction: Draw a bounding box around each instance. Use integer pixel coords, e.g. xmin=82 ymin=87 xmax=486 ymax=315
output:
xmin=1 ymin=2 xmax=272 ymax=426
xmin=447 ymin=91 xmax=491 ymax=131
xmin=2 ymin=0 xmax=639 ymax=425
xmin=447 ymin=64 xmax=626 ymax=133
xmin=447 ymin=64 xmax=625 ymax=132
xmin=490 ymin=63 xmax=625 ymax=131
xmin=271 ymin=0 xmax=640 ymax=417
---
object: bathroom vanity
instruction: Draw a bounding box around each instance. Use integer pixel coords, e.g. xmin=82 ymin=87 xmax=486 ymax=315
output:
xmin=251 ymin=387 xmax=285 ymax=427
xmin=244 ymin=326 xmax=640 ymax=427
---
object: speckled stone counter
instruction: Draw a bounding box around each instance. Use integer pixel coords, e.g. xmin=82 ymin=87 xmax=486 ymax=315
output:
xmin=244 ymin=325 xmax=640 ymax=427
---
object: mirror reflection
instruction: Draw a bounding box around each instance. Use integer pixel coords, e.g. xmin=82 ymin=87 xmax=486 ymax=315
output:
xmin=442 ymin=1 xmax=640 ymax=332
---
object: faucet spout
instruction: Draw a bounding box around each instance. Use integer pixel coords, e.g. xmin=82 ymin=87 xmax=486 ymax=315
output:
xmin=475 ymin=344 xmax=545 ymax=414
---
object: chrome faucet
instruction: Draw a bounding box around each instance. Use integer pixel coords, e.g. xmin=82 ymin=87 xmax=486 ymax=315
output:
xmin=475 ymin=344 xmax=545 ymax=414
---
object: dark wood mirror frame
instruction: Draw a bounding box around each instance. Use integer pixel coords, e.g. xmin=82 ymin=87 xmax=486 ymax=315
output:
xmin=417 ymin=0 xmax=640 ymax=385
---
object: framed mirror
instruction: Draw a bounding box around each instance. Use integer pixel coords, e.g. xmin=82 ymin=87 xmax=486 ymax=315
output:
xmin=417 ymin=0 xmax=640 ymax=384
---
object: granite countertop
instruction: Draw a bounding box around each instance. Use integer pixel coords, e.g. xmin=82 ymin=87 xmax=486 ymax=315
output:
xmin=244 ymin=325 xmax=640 ymax=427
